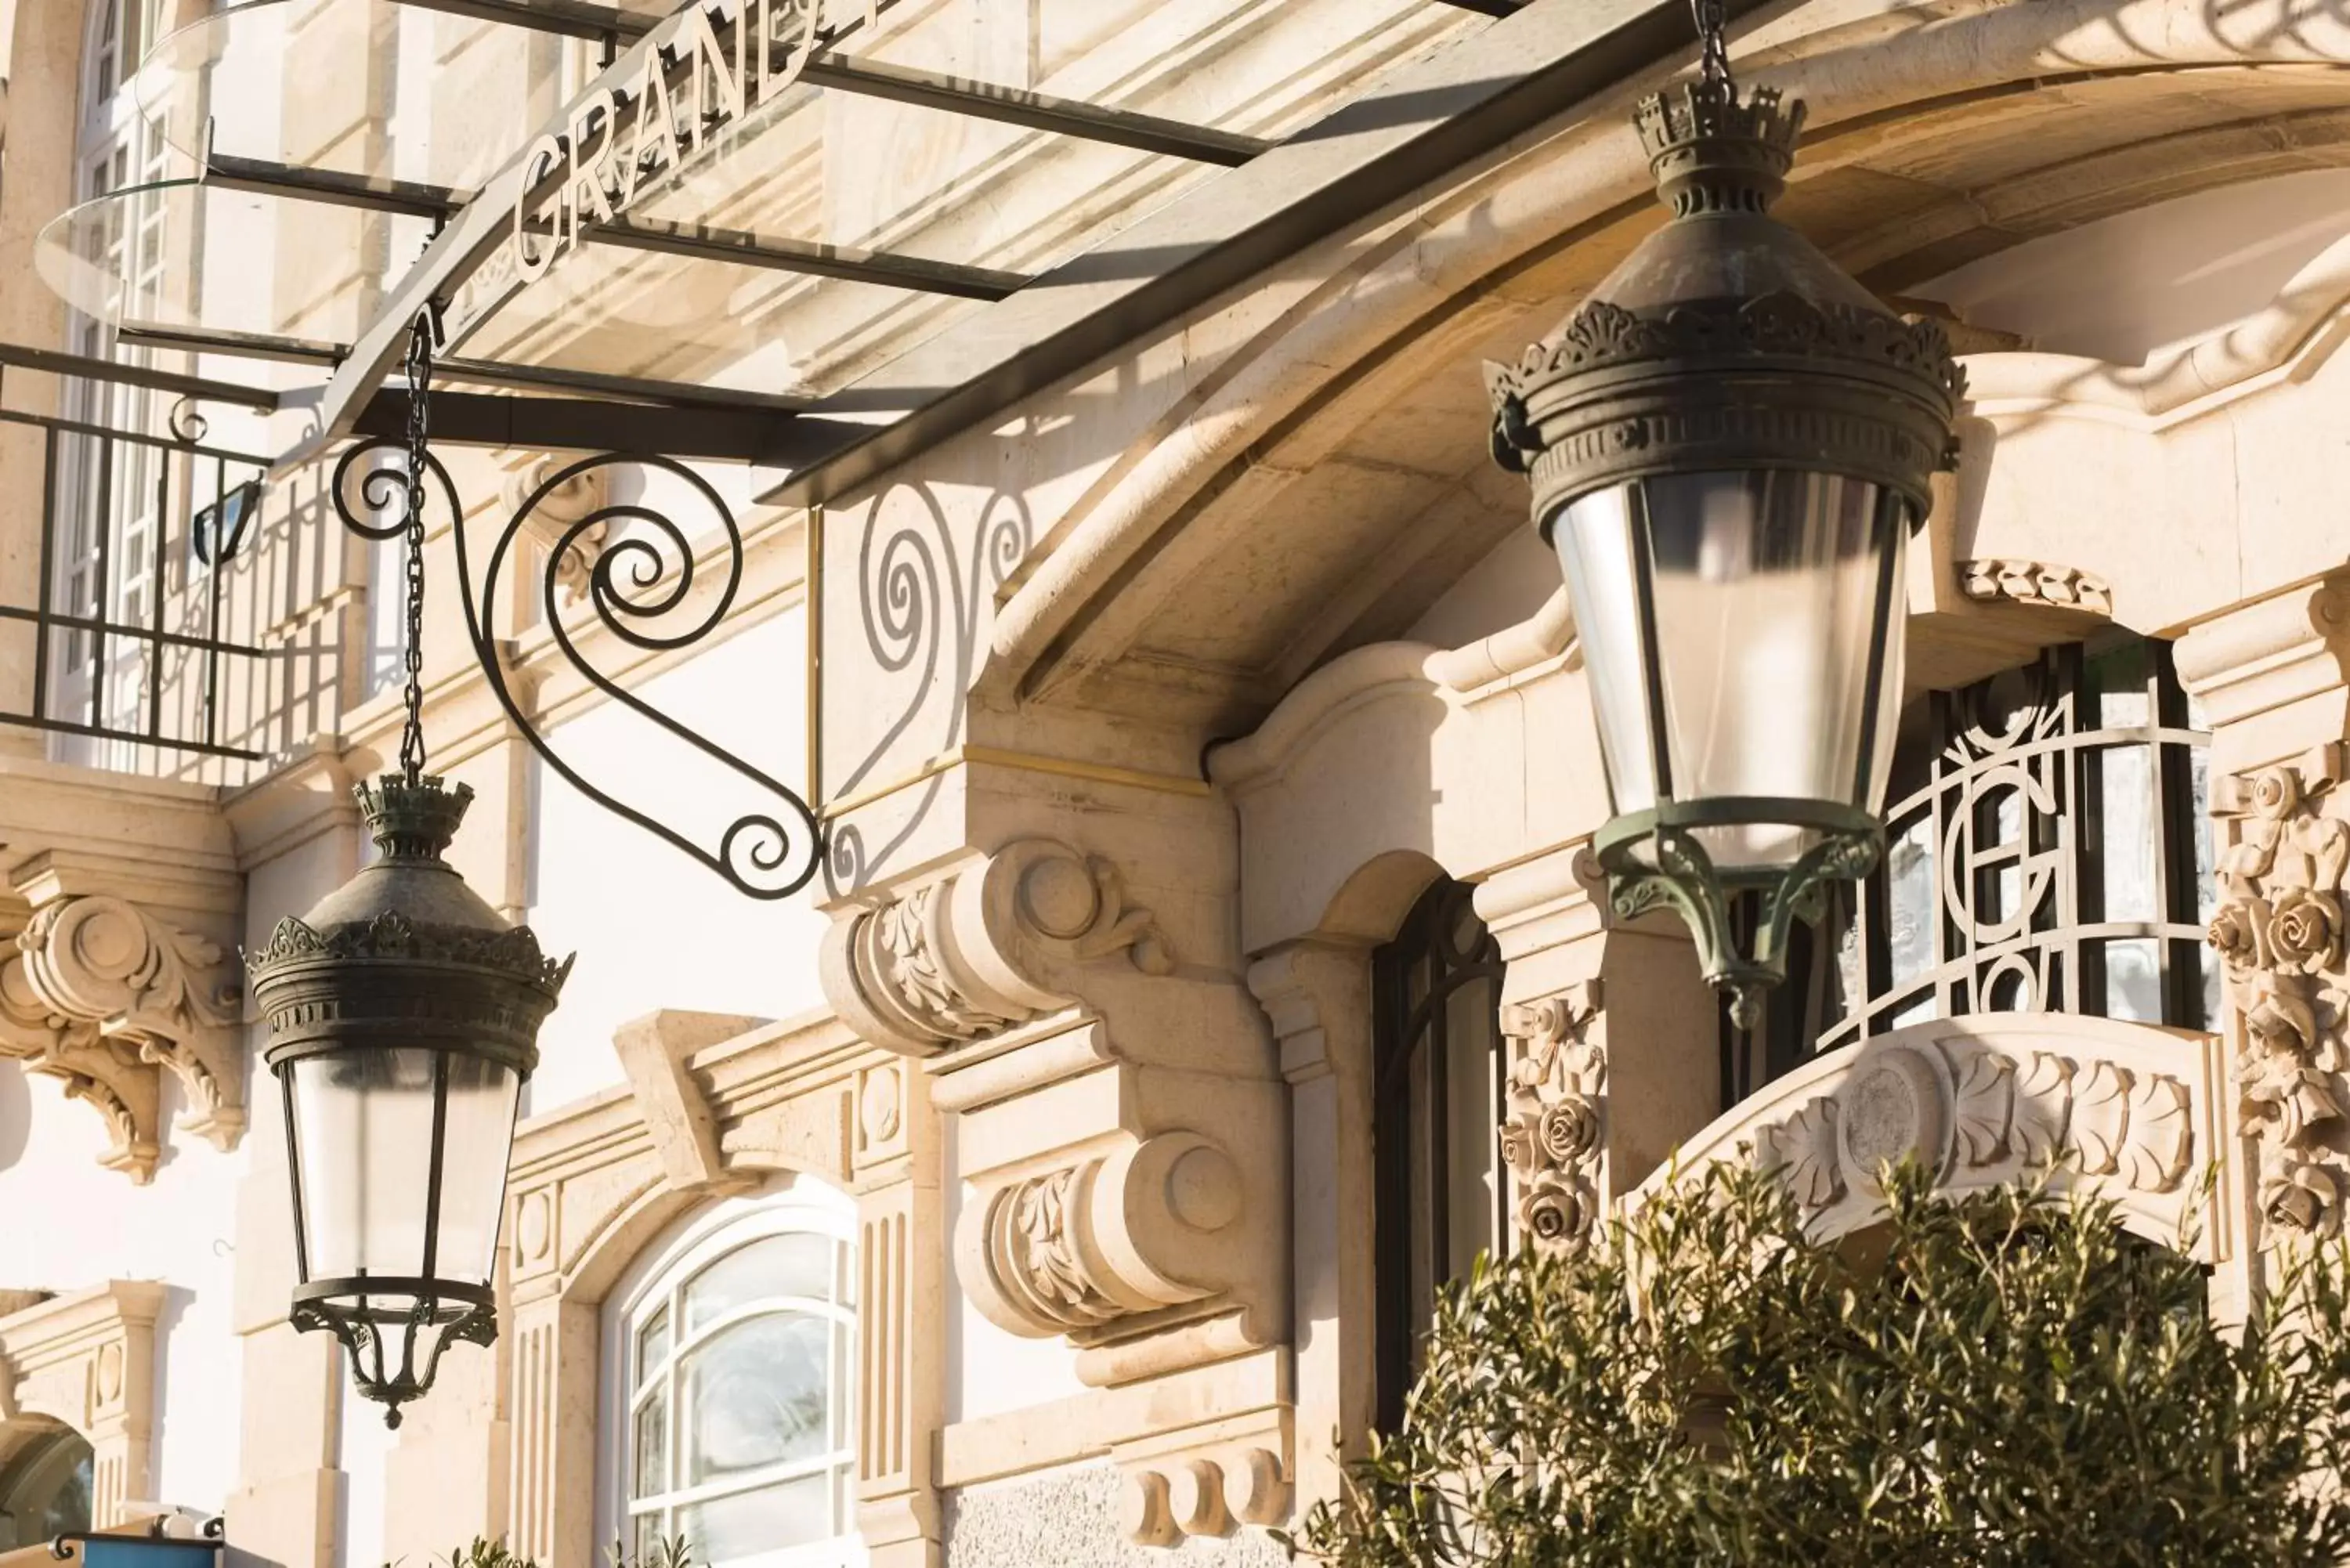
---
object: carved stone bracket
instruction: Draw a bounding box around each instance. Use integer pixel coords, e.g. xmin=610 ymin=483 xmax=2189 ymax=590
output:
xmin=1497 ymin=982 xmax=1603 ymax=1252
xmin=957 ymin=1130 xmax=1248 ymax=1346
xmin=2207 ymin=747 xmax=2350 ymax=1244
xmin=0 ymin=894 xmax=244 ymax=1181
xmin=822 ymin=837 xmax=1176 ymax=1056
xmin=1741 ymin=1030 xmax=2198 ymax=1227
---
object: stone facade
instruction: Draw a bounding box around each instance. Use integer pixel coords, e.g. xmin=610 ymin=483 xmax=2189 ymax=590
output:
xmin=3 ymin=0 xmax=2350 ymax=1563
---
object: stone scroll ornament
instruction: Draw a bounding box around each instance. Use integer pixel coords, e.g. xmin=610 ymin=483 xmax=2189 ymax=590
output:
xmin=1497 ymin=985 xmax=1603 ymax=1252
xmin=0 ymin=894 xmax=244 ymax=1181
xmin=2206 ymin=755 xmax=2350 ymax=1243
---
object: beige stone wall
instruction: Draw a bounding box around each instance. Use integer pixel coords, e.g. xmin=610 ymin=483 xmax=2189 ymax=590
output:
xmin=12 ymin=0 xmax=2350 ymax=1563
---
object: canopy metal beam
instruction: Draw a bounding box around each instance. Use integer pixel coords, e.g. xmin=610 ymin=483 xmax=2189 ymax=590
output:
xmin=349 ymin=388 xmax=858 ymax=464
xmin=208 ymin=153 xmax=465 ymax=221
xmin=750 ymin=0 xmax=1757 ymax=509
xmin=383 ymin=0 xmax=1270 ymax=164
xmin=0 ymin=340 xmax=281 ymax=411
xmin=118 ymin=318 xmax=813 ymax=414
xmin=118 ymin=320 xmax=349 ymax=368
xmin=797 ymin=57 xmax=1271 ymax=167
xmin=198 ymin=152 xmax=1025 ymax=299
xmin=595 ymin=217 xmax=1030 ymax=300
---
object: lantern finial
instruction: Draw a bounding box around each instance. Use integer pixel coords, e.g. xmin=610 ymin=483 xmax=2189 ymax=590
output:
xmin=1635 ymin=80 xmax=1804 ymax=217
xmin=356 ymin=772 xmax=473 ymax=858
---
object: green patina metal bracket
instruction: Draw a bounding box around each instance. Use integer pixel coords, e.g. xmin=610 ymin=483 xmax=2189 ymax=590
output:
xmin=1594 ymin=798 xmax=1884 ymax=1030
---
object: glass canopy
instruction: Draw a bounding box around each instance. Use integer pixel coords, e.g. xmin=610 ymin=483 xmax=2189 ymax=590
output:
xmin=32 ymin=0 xmax=1512 ymax=464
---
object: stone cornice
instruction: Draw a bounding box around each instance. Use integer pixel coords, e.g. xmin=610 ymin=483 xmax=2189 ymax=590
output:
xmin=1960 ymin=228 xmax=2350 ymax=427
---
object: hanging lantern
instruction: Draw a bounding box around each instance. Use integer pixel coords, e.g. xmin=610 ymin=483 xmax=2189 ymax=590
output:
xmin=1485 ymin=16 xmax=1963 ymax=1028
xmin=246 ymin=313 xmax=571 ymax=1425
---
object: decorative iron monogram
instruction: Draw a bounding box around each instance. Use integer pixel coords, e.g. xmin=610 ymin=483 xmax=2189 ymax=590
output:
xmin=1813 ymin=645 xmax=2212 ymax=1063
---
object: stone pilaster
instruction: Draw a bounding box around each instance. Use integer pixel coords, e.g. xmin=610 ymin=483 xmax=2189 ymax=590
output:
xmin=2177 ymin=573 xmax=2350 ymax=1292
xmin=1476 ymin=847 xmax=1719 ymax=1234
xmin=1244 ymin=940 xmax=1375 ymax=1522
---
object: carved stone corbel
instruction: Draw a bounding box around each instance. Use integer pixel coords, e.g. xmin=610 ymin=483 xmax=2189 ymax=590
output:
xmin=956 ymin=1130 xmax=1246 ymax=1341
xmin=830 ymin=835 xmax=1282 ymax=1387
xmin=821 ymin=837 xmax=1175 ymax=1056
xmin=503 ymin=453 xmax=612 ymax=604
xmin=0 ymin=893 xmax=244 ymax=1181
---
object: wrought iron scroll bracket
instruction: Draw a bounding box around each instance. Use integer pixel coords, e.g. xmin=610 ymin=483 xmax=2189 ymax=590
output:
xmin=328 ymin=439 xmax=824 ymax=901
xmin=1596 ymin=799 xmax=1883 ymax=1029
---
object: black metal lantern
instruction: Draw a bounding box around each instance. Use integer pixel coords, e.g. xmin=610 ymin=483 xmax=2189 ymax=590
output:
xmin=247 ymin=314 xmax=571 ymax=1426
xmin=1486 ymin=6 xmax=1962 ymax=1028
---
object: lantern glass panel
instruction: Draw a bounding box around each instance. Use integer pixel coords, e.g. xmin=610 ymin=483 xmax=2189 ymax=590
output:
xmin=287 ymin=1047 xmax=519 ymax=1286
xmin=433 ymin=1052 xmax=524 ymax=1284
xmin=1550 ymin=482 xmax=1656 ymax=814
xmin=1552 ymin=470 xmax=1907 ymax=871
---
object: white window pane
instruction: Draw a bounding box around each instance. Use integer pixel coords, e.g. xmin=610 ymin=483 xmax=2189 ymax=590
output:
xmin=678 ymin=1473 xmax=831 ymax=1559
xmin=2095 ymin=744 xmax=2157 ymax=923
xmin=683 ymin=1314 xmax=830 ymax=1483
xmin=685 ymin=1234 xmax=832 ymax=1328
xmin=637 ymin=1303 xmax=671 ymax=1382
xmin=632 ymin=1384 xmax=668 ymax=1499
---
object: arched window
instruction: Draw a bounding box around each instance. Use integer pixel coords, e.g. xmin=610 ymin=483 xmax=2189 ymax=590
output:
xmin=1728 ymin=635 xmax=2215 ymax=1100
xmin=0 ymin=1427 xmax=94 ymax=1552
xmin=606 ymin=1181 xmax=859 ymax=1568
xmin=1371 ymin=876 xmax=1506 ymax=1430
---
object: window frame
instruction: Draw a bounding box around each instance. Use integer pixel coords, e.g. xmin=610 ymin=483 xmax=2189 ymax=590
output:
xmin=598 ymin=1179 xmax=862 ymax=1568
xmin=1369 ymin=876 xmax=1507 ymax=1433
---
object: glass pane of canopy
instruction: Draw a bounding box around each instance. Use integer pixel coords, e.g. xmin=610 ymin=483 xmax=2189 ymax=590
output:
xmin=37 ymin=0 xmax=1490 ymax=434
xmin=35 ymin=175 xmax=432 ymax=350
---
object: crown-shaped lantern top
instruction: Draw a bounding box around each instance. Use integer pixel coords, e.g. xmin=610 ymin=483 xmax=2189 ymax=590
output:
xmin=356 ymin=772 xmax=474 ymax=859
xmin=1635 ymin=79 xmax=1807 ymax=218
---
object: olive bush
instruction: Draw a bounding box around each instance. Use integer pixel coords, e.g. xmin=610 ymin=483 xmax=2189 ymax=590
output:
xmin=1304 ymin=1162 xmax=2350 ymax=1567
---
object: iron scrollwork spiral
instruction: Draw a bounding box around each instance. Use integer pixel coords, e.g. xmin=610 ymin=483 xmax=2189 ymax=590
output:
xmin=331 ymin=443 xmax=822 ymax=900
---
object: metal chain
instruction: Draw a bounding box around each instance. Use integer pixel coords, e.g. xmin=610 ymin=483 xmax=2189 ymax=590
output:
xmin=1690 ymin=0 xmax=1733 ymax=90
xmin=398 ymin=308 xmax=437 ymax=785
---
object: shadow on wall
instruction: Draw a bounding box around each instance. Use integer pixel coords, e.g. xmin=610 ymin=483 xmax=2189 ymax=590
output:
xmin=0 ymin=1063 xmax=31 ymax=1173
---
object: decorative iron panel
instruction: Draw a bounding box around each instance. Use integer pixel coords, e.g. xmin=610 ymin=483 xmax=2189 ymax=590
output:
xmin=1726 ymin=639 xmax=2214 ymax=1102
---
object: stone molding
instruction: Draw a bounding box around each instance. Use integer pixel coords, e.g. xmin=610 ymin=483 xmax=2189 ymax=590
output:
xmin=1649 ymin=1014 xmax=2225 ymax=1255
xmin=1956 ymin=559 xmax=2114 ymax=617
xmin=0 ymin=891 xmax=244 ymax=1181
xmin=2206 ymin=747 xmax=2350 ymax=1245
xmin=0 ymin=1281 xmax=167 ymax=1527
xmin=503 ymin=1010 xmax=943 ymax=1568
xmin=821 ymin=837 xmax=1175 ymax=1057
xmin=1961 ymin=227 xmax=2350 ymax=427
